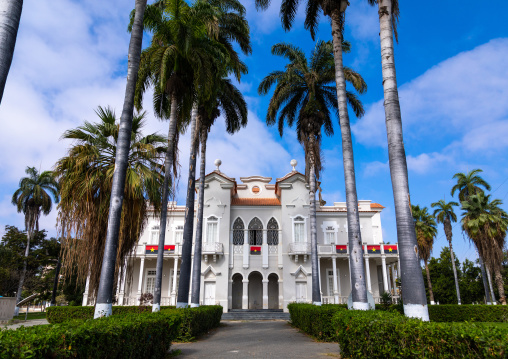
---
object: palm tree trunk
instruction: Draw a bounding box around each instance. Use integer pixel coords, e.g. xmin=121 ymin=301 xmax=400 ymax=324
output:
xmin=486 ymin=266 xmax=496 ymax=304
xmin=93 ymin=0 xmax=147 ymax=319
xmin=191 ymin=126 xmax=207 ymax=307
xmin=330 ymin=9 xmax=368 ymax=310
xmin=308 ymin=144 xmax=321 ymax=305
xmin=444 ymin=219 xmax=461 ymax=304
xmin=493 ymin=266 xmax=506 ymax=305
xmin=0 ymin=0 xmax=22 ymax=105
xmin=50 ymin=256 xmax=62 ymax=306
xmin=376 ymin=0 xmax=428 ymax=320
xmin=14 ymin=226 xmax=31 ymax=316
xmin=424 ymin=259 xmax=435 ymax=304
xmin=479 ymin=255 xmax=492 ymax=304
xmin=176 ymin=104 xmax=200 ymax=308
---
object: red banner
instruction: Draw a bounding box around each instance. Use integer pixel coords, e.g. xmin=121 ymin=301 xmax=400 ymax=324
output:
xmin=250 ymin=246 xmax=261 ymax=255
xmin=146 ymin=245 xmax=175 ymax=254
xmin=367 ymin=245 xmax=381 ymax=254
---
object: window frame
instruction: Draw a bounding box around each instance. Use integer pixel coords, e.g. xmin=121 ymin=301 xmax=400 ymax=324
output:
xmin=291 ymin=215 xmax=308 ymax=243
xmin=206 ymin=216 xmax=220 ymax=244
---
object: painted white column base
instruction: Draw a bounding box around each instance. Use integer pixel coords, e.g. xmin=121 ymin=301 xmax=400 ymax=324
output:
xmin=94 ymin=303 xmax=112 ymax=318
xmin=152 ymin=303 xmax=161 ymax=312
xmin=404 ymin=303 xmax=430 ymax=321
xmin=430 ymin=301 xmax=436 ymax=305
xmin=313 ymin=301 xmax=322 ymax=306
xmin=352 ymin=302 xmax=369 ymax=311
xmin=176 ymin=302 xmax=189 ymax=308
xmin=190 ymin=303 xmax=200 ymax=308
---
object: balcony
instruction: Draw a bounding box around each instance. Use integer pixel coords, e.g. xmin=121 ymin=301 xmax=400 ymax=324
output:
xmin=202 ymin=242 xmax=224 ymax=263
xmin=288 ymin=242 xmax=311 ymax=263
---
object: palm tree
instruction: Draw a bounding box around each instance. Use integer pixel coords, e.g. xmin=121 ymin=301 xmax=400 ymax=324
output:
xmin=190 ymin=77 xmax=248 ymax=306
xmin=461 ymin=193 xmax=507 ymax=305
xmin=11 ymin=166 xmax=59 ymax=315
xmin=255 ymin=0 xmax=370 ymax=311
xmin=0 ymin=0 xmax=23 ymax=105
xmin=258 ymin=41 xmax=366 ymax=307
xmin=412 ymin=205 xmax=438 ymax=305
xmin=451 ymin=169 xmax=492 ymax=202
xmin=431 ymin=199 xmax=461 ymax=304
xmin=55 ymin=106 xmax=167 ymax=313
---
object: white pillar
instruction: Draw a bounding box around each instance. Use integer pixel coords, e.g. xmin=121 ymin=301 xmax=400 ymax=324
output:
xmin=364 ymin=257 xmax=372 ymax=294
xmin=242 ymin=279 xmax=249 ymax=309
xmin=171 ymin=258 xmax=178 ymax=305
xmin=262 ymin=230 xmax=268 ymax=269
xmin=228 ymin=279 xmax=233 ymax=310
xmin=229 ymin=231 xmax=234 ymax=269
xmin=397 ymin=255 xmax=401 ymax=279
xmin=391 ymin=264 xmax=397 ymax=292
xmin=118 ymin=260 xmax=128 ymax=305
xmin=332 ymin=256 xmax=339 ymax=304
xmin=82 ymin=274 xmax=90 ymax=306
xmin=137 ymin=257 xmax=145 ymax=305
xmin=278 ymin=230 xmax=283 ymax=269
xmin=317 ymin=256 xmax=322 ymax=295
xmin=381 ymin=255 xmax=388 ymax=293
xmin=243 ymin=230 xmax=249 ymax=269
xmin=278 ymin=279 xmax=283 ymax=309
xmin=262 ymin=279 xmax=269 ymax=309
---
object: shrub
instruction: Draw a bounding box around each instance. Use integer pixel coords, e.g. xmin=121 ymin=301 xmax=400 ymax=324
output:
xmin=0 ymin=310 xmax=181 ymax=359
xmin=288 ymin=303 xmax=347 ymax=342
xmin=428 ymin=304 xmax=508 ymax=322
xmin=175 ymin=305 xmax=223 ymax=342
xmin=46 ymin=305 xmax=176 ymax=324
xmin=332 ymin=309 xmax=508 ymax=358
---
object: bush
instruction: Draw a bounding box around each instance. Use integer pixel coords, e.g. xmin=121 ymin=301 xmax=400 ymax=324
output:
xmin=428 ymin=304 xmax=508 ymax=322
xmin=332 ymin=309 xmax=508 ymax=358
xmin=288 ymin=303 xmax=347 ymax=342
xmin=46 ymin=305 xmax=176 ymax=324
xmin=0 ymin=310 xmax=181 ymax=359
xmin=175 ymin=305 xmax=223 ymax=342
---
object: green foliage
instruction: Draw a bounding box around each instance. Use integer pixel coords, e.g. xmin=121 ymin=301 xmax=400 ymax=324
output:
xmin=460 ymin=258 xmax=485 ymax=303
xmin=332 ymin=309 xmax=508 ymax=358
xmin=0 ymin=310 xmax=181 ymax=359
xmin=428 ymin=304 xmax=508 ymax=322
xmin=425 ymin=247 xmax=461 ymax=304
xmin=287 ymin=303 xmax=347 ymax=342
xmin=46 ymin=305 xmax=176 ymax=324
xmin=175 ymin=305 xmax=223 ymax=342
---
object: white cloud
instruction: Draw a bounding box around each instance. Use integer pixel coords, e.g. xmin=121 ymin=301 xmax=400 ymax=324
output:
xmin=346 ymin=0 xmax=379 ymax=42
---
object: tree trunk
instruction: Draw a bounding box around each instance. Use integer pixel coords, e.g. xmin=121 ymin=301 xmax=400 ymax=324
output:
xmin=176 ymin=104 xmax=200 ymax=308
xmin=479 ymin=255 xmax=492 ymax=304
xmin=307 ymin=141 xmax=321 ymax=305
xmin=486 ymin=266 xmax=496 ymax=304
xmin=444 ymin=218 xmax=461 ymax=304
xmin=14 ymin=226 xmax=31 ymax=316
xmin=0 ymin=0 xmax=22 ymax=105
xmin=493 ymin=266 xmax=506 ymax=305
xmin=376 ymin=0 xmax=429 ymax=320
xmin=50 ymin=256 xmax=62 ymax=306
xmin=424 ymin=259 xmax=435 ymax=304
xmin=330 ymin=9 xmax=368 ymax=310
xmin=191 ymin=126 xmax=207 ymax=307
xmin=94 ymin=0 xmax=147 ymax=319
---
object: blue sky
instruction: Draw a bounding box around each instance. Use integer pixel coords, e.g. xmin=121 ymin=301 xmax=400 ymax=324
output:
xmin=0 ymin=0 xmax=507 ymax=264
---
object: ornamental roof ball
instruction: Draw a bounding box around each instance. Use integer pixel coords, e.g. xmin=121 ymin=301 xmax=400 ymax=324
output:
xmin=214 ymin=159 xmax=222 ymax=172
xmin=290 ymin=159 xmax=297 ymax=172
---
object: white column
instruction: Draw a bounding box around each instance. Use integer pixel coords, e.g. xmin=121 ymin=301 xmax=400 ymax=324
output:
xmin=167 ymin=265 xmax=172 ymax=298
xmin=317 ymin=256 xmax=322 ymax=295
xmin=242 ymin=279 xmax=249 ymax=309
xmin=278 ymin=279 xmax=283 ymax=309
xmin=228 ymin=279 xmax=233 ymax=310
xmin=277 ymin=229 xmax=283 ymax=269
xmin=262 ymin=279 xmax=269 ymax=309
xmin=171 ymin=258 xmax=178 ymax=305
xmin=381 ymin=257 xmax=388 ymax=293
xmin=387 ymin=264 xmax=392 ymax=293
xmin=332 ymin=256 xmax=339 ymax=304
xmin=137 ymin=257 xmax=145 ymax=305
xmin=363 ymin=244 xmax=372 ymax=293
xmin=118 ymin=260 xmax=128 ymax=305
xmin=397 ymin=255 xmax=401 ymax=279
xmin=262 ymin=230 xmax=268 ymax=268
xmin=243 ymin=230 xmax=249 ymax=269
xmin=229 ymin=231 xmax=234 ymax=269
xmin=391 ymin=264 xmax=397 ymax=292
xmin=82 ymin=274 xmax=90 ymax=306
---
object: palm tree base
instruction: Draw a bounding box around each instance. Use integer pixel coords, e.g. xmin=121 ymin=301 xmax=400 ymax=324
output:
xmin=313 ymin=301 xmax=322 ymax=306
xmin=352 ymin=302 xmax=369 ymax=310
xmin=404 ymin=304 xmax=430 ymax=321
xmin=152 ymin=303 xmax=161 ymax=312
xmin=94 ymin=303 xmax=112 ymax=318
xmin=190 ymin=303 xmax=200 ymax=308
xmin=176 ymin=302 xmax=189 ymax=308
xmin=430 ymin=301 xmax=436 ymax=305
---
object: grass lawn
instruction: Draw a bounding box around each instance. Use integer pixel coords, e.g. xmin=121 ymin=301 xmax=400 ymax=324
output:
xmin=13 ymin=312 xmax=47 ymax=321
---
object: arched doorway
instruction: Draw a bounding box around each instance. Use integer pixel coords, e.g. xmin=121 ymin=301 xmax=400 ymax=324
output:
xmin=268 ymin=273 xmax=279 ymax=309
xmin=248 ymin=271 xmax=263 ymax=309
xmin=232 ymin=273 xmax=243 ymax=309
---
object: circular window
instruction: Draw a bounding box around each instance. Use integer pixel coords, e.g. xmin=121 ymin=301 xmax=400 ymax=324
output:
xmin=252 ymin=186 xmax=260 ymax=194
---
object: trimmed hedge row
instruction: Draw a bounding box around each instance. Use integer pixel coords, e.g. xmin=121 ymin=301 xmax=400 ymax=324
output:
xmin=333 ymin=310 xmax=508 ymax=358
xmin=0 ymin=310 xmax=181 ymax=359
xmin=46 ymin=305 xmax=176 ymax=324
xmin=287 ymin=303 xmax=347 ymax=341
xmin=428 ymin=305 xmax=508 ymax=323
xmin=175 ymin=305 xmax=223 ymax=342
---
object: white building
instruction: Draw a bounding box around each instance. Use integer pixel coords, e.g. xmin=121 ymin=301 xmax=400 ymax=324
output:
xmin=83 ymin=161 xmax=400 ymax=312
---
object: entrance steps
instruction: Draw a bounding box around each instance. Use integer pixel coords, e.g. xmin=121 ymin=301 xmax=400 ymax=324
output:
xmin=221 ymin=309 xmax=290 ymax=321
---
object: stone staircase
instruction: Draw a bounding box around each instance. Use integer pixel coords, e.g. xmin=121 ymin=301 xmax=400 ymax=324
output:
xmin=221 ymin=309 xmax=290 ymax=321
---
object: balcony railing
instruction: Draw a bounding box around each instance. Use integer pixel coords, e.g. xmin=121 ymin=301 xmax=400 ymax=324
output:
xmin=288 ymin=242 xmax=311 ymax=255
xmin=203 ymin=242 xmax=224 ymax=255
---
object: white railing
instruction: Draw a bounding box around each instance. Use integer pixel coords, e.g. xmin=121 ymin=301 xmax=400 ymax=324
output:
xmin=268 ymin=245 xmax=278 ymax=254
xmin=233 ymin=245 xmax=243 ymax=254
xmin=318 ymin=245 xmax=334 ymax=254
xmin=122 ymin=296 xmax=173 ymax=306
xmin=288 ymin=242 xmax=311 ymax=255
xmin=202 ymin=242 xmax=224 ymax=255
xmin=321 ymin=296 xmax=348 ymax=304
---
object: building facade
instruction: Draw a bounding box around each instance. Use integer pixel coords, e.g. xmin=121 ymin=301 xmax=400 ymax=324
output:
xmin=83 ymin=161 xmax=400 ymax=312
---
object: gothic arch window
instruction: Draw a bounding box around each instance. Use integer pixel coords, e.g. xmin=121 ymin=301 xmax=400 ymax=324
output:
xmin=267 ymin=218 xmax=279 ymax=245
xmin=233 ymin=218 xmax=245 ymax=245
xmin=248 ymin=217 xmax=263 ymax=245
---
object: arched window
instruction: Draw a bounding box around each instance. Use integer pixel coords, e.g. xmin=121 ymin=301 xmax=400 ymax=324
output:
xmin=267 ymin=218 xmax=278 ymax=245
xmin=248 ymin=217 xmax=263 ymax=245
xmin=233 ymin=218 xmax=244 ymax=245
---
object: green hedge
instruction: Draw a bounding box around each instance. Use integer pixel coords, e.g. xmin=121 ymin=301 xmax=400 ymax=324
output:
xmin=176 ymin=305 xmax=223 ymax=342
xmin=428 ymin=305 xmax=508 ymax=323
xmin=287 ymin=303 xmax=347 ymax=342
xmin=0 ymin=310 xmax=181 ymax=359
xmin=333 ymin=310 xmax=508 ymax=358
xmin=46 ymin=305 xmax=176 ymax=324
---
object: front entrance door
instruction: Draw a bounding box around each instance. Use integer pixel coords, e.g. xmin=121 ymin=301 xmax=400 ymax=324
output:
xmin=268 ymin=274 xmax=279 ymax=309
xmin=232 ymin=274 xmax=243 ymax=309
xmin=248 ymin=272 xmax=263 ymax=309
xmin=204 ymin=282 xmax=215 ymax=305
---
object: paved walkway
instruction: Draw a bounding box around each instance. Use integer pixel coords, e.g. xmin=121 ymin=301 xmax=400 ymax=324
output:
xmin=1 ymin=319 xmax=49 ymax=330
xmin=172 ymin=320 xmax=340 ymax=358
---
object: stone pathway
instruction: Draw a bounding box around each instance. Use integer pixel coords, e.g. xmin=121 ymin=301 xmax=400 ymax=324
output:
xmin=1 ymin=319 xmax=49 ymax=330
xmin=172 ymin=320 xmax=340 ymax=358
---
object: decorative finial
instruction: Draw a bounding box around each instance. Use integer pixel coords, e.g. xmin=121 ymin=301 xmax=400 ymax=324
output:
xmin=214 ymin=159 xmax=222 ymax=172
xmin=290 ymin=159 xmax=297 ymax=172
